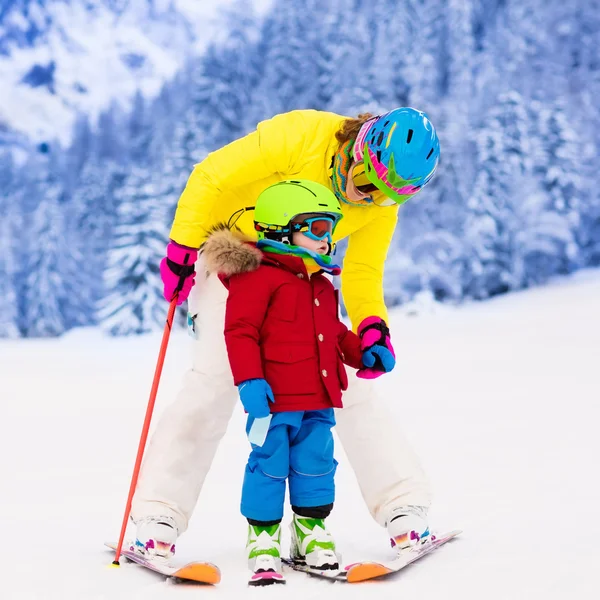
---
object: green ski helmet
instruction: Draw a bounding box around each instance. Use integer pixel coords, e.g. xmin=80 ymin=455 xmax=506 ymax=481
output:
xmin=254 ymin=179 xmax=343 ymax=244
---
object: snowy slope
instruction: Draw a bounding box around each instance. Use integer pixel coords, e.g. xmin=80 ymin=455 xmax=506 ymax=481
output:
xmin=0 ymin=0 xmax=273 ymax=145
xmin=0 ymin=269 xmax=599 ymax=598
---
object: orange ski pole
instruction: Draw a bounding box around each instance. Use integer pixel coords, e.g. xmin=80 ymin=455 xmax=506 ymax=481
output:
xmin=112 ymin=296 xmax=179 ymax=566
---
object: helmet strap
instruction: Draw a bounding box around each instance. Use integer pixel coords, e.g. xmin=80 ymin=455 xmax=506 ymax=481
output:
xmin=260 ymin=227 xmax=292 ymax=245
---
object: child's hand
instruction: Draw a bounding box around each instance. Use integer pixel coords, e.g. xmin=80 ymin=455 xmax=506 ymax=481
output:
xmin=359 ymin=345 xmax=396 ymax=378
xmin=238 ymin=379 xmax=275 ymax=418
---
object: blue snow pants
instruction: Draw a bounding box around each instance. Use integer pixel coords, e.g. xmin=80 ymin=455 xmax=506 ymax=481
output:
xmin=241 ymin=409 xmax=337 ymax=522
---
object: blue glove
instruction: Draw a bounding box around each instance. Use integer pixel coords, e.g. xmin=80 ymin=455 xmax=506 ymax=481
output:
xmin=362 ymin=345 xmax=396 ymax=373
xmin=238 ymin=378 xmax=275 ymax=418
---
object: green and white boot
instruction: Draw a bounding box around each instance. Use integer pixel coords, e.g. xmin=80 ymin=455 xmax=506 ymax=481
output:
xmin=289 ymin=514 xmax=339 ymax=570
xmin=246 ymin=523 xmax=285 ymax=586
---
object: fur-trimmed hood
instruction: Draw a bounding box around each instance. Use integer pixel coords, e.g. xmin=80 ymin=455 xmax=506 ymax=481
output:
xmin=201 ymin=224 xmax=328 ymax=279
xmin=201 ymin=226 xmax=263 ymax=276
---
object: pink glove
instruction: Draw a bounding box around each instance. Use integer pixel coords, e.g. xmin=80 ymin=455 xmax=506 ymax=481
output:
xmin=159 ymin=241 xmax=198 ymax=305
xmin=356 ymin=316 xmax=396 ymax=380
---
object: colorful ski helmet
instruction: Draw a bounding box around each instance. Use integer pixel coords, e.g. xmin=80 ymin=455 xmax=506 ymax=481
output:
xmin=254 ymin=179 xmax=343 ymax=242
xmin=353 ymin=107 xmax=440 ymax=205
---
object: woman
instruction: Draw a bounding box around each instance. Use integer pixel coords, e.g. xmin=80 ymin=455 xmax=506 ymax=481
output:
xmin=132 ymin=107 xmax=440 ymax=560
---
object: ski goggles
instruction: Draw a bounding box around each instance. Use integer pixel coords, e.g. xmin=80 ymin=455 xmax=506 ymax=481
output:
xmin=291 ymin=216 xmax=336 ymax=242
xmin=352 ymin=162 xmax=401 ymax=207
xmin=352 ymin=162 xmax=379 ymax=194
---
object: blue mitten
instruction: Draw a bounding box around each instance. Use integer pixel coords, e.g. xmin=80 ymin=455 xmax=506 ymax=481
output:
xmin=238 ymin=378 xmax=275 ymax=418
xmin=362 ymin=344 xmax=396 ymax=372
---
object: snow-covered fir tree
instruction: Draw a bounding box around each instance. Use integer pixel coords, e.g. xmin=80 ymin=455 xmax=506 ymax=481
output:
xmin=98 ymin=95 xmax=170 ymax=335
xmin=515 ymin=99 xmax=582 ymax=284
xmin=3 ymin=0 xmax=600 ymax=336
xmin=98 ymin=166 xmax=169 ymax=336
xmin=321 ymin=2 xmax=375 ymax=115
xmin=68 ymin=104 xmax=129 ymax=321
xmin=20 ymin=143 xmax=85 ymax=337
xmin=464 ymin=91 xmax=534 ymax=298
xmin=0 ymin=152 xmax=20 ymax=338
xmin=247 ymin=0 xmax=330 ymax=123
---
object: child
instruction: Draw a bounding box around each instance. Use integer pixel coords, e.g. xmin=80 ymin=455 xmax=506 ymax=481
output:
xmin=202 ymin=180 xmax=396 ymax=585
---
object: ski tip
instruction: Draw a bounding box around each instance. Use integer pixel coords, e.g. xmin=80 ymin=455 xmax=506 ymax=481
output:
xmin=346 ymin=563 xmax=389 ymax=583
xmin=248 ymin=571 xmax=286 ymax=586
xmin=175 ymin=564 xmax=221 ymax=585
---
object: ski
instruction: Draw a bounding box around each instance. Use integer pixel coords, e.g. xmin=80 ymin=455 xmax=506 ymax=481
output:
xmin=105 ymin=542 xmax=221 ymax=585
xmin=248 ymin=568 xmax=286 ymax=586
xmin=281 ymin=558 xmax=346 ymax=581
xmin=344 ymin=529 xmax=461 ymax=582
xmin=283 ymin=530 xmax=461 ymax=583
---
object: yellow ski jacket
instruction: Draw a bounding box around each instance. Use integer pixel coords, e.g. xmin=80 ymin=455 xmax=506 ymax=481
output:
xmin=170 ymin=109 xmax=399 ymax=330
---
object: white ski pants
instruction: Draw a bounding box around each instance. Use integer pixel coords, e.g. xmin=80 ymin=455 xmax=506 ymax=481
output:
xmin=132 ymin=264 xmax=431 ymax=533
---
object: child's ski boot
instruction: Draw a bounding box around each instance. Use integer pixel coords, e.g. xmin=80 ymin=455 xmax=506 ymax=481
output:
xmin=247 ymin=523 xmax=286 ymax=586
xmin=289 ymin=513 xmax=339 ymax=570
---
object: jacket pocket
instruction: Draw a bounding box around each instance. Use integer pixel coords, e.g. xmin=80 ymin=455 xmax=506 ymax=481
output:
xmin=336 ymin=345 xmax=349 ymax=391
xmin=263 ymin=343 xmax=317 ymax=395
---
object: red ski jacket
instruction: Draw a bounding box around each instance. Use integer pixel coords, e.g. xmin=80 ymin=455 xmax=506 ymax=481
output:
xmin=203 ymin=229 xmax=363 ymax=412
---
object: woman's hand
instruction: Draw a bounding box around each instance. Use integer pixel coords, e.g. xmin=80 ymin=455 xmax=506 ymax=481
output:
xmin=159 ymin=241 xmax=198 ymax=305
xmin=357 ymin=316 xmax=396 ymax=379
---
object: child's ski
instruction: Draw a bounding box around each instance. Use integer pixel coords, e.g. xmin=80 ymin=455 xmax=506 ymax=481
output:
xmin=248 ymin=568 xmax=286 ymax=586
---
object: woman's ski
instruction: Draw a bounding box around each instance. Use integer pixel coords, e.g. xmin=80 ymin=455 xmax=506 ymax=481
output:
xmin=282 ymin=530 xmax=461 ymax=583
xmin=105 ymin=542 xmax=221 ymax=584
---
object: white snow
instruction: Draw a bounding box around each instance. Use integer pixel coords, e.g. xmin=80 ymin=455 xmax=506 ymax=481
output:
xmin=0 ymin=0 xmax=273 ymax=145
xmin=1 ymin=269 xmax=599 ymax=599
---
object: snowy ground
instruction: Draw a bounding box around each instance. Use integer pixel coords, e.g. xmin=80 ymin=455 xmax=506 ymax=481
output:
xmin=1 ymin=270 xmax=599 ymax=599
